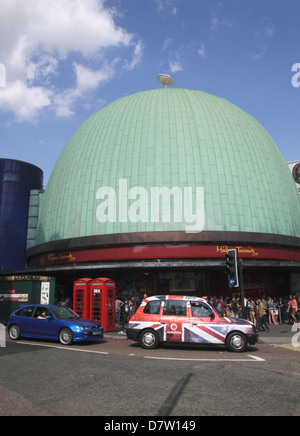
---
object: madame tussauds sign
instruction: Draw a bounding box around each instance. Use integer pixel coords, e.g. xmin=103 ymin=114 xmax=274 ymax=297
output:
xmin=96 ymin=179 xmax=205 ymax=233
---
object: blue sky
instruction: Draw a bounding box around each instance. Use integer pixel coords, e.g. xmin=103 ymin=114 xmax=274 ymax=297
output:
xmin=0 ymin=0 xmax=299 ymax=185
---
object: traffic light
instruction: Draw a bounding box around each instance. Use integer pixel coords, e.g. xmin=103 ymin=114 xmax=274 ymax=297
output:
xmin=225 ymin=249 xmax=239 ymax=288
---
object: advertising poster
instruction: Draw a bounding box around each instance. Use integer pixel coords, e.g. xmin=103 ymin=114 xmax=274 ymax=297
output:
xmin=40 ymin=282 xmax=50 ymax=305
xmin=0 ymin=289 xmax=28 ymax=302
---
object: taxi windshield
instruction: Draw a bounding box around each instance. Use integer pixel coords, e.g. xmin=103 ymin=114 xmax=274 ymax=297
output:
xmin=51 ymin=307 xmax=80 ymax=320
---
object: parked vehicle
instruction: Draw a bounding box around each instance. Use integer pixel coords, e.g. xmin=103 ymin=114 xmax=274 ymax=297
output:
xmin=7 ymin=305 xmax=104 ymax=345
xmin=126 ymin=295 xmax=258 ymax=352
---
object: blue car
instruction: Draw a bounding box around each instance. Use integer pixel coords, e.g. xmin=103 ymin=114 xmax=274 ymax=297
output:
xmin=7 ymin=305 xmax=104 ymax=345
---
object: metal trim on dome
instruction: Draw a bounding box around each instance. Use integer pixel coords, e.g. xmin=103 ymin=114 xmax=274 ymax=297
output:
xmin=26 ymin=231 xmax=300 ymax=263
xmin=10 ymin=258 xmax=300 ymax=276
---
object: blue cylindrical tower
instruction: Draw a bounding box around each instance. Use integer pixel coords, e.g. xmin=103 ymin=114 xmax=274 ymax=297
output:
xmin=0 ymin=159 xmax=43 ymax=269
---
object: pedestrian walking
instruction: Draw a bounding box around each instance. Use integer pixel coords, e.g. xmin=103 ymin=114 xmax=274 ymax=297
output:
xmin=255 ymin=299 xmax=261 ymax=332
xmin=287 ymin=295 xmax=298 ymax=325
xmin=248 ymin=299 xmax=256 ymax=325
xmin=230 ymin=297 xmax=238 ymax=318
xmin=267 ymin=297 xmax=278 ymax=325
xmin=115 ymin=296 xmax=123 ymax=325
xmin=119 ymin=299 xmax=129 ymax=334
xmin=219 ymin=296 xmax=227 ymax=317
xmin=129 ymin=297 xmax=137 ymax=318
xmin=278 ymin=298 xmax=286 ymax=324
xmin=258 ymin=298 xmax=270 ymax=332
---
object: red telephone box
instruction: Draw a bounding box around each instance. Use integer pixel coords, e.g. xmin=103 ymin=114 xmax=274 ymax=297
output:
xmin=73 ymin=278 xmax=91 ymax=319
xmin=90 ymin=278 xmax=116 ymax=332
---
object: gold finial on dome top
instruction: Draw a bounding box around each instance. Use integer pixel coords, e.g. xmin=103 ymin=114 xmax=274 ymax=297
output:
xmin=157 ymin=74 xmax=175 ymax=88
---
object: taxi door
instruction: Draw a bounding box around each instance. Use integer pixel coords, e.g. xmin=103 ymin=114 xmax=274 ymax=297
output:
xmin=182 ymin=301 xmax=226 ymax=345
xmin=160 ymin=299 xmax=188 ymax=342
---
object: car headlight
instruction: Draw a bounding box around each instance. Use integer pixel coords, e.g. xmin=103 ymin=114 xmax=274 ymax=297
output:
xmin=80 ymin=327 xmax=89 ymax=331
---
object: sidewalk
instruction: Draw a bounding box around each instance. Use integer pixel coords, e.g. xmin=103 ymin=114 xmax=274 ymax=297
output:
xmin=104 ymin=323 xmax=299 ymax=346
xmin=104 ymin=323 xmax=128 ymax=340
xmin=258 ymin=323 xmax=298 ymax=345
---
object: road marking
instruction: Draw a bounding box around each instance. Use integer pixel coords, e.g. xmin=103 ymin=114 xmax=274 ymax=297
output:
xmin=12 ymin=340 xmax=266 ymax=361
xmin=144 ymin=354 xmax=266 ymax=362
xmin=273 ymin=344 xmax=300 ymax=352
xmin=247 ymin=354 xmax=265 ymax=361
xmin=15 ymin=341 xmax=109 ymax=355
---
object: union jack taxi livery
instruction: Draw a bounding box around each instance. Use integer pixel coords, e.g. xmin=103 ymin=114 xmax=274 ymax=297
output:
xmin=126 ymin=295 xmax=258 ymax=352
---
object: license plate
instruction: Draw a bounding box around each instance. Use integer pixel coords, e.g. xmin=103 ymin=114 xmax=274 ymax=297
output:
xmin=92 ymin=331 xmax=102 ymax=336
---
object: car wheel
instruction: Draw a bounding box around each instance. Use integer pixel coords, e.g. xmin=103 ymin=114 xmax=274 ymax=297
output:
xmin=139 ymin=329 xmax=159 ymax=349
xmin=226 ymin=332 xmax=247 ymax=352
xmin=59 ymin=328 xmax=73 ymax=345
xmin=9 ymin=324 xmax=21 ymax=340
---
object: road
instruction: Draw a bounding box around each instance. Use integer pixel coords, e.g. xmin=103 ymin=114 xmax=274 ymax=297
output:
xmin=0 ymin=326 xmax=300 ymax=417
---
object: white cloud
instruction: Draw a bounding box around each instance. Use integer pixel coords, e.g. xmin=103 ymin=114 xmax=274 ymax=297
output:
xmin=52 ymin=61 xmax=117 ymax=117
xmin=123 ymin=40 xmax=144 ymax=71
xmin=162 ymin=38 xmax=173 ymax=51
xmin=155 ymin=0 xmax=178 ymax=15
xmin=75 ymin=62 xmax=116 ymax=93
xmin=0 ymin=80 xmax=52 ymax=121
xmin=260 ymin=17 xmax=275 ymax=38
xmin=249 ymin=17 xmax=275 ymax=61
xmin=249 ymin=45 xmax=267 ymax=61
xmin=0 ymin=0 xmax=141 ymax=122
xmin=198 ymin=43 xmax=206 ymax=58
xmin=53 ymin=88 xmax=77 ymax=118
xmin=210 ymin=12 xmax=234 ymax=31
xmin=169 ymin=60 xmax=183 ymax=74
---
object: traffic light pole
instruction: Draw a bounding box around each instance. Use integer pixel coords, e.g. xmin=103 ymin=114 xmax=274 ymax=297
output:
xmin=225 ymin=249 xmax=239 ymax=288
xmin=238 ymin=258 xmax=246 ymax=319
xmin=225 ymin=250 xmax=246 ymax=319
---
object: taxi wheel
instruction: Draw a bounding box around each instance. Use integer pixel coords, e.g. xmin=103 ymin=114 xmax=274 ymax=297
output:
xmin=139 ymin=329 xmax=159 ymax=349
xmin=9 ymin=324 xmax=21 ymax=340
xmin=59 ymin=328 xmax=73 ymax=345
xmin=226 ymin=332 xmax=247 ymax=352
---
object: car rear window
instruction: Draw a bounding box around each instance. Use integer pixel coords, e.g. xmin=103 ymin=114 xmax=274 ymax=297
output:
xmin=163 ymin=300 xmax=187 ymax=316
xmin=143 ymin=300 xmax=161 ymax=315
xmin=15 ymin=306 xmax=35 ymax=318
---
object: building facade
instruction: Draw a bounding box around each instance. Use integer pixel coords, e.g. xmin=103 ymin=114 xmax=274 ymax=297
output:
xmin=25 ymin=88 xmax=300 ymax=299
xmin=0 ymin=159 xmax=43 ymax=269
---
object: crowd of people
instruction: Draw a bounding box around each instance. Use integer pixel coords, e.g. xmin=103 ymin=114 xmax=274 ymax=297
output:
xmin=115 ymin=294 xmax=146 ymax=334
xmin=115 ymin=294 xmax=300 ymax=334
xmin=208 ymin=295 xmax=299 ymax=332
xmin=55 ymin=293 xmax=299 ymax=335
xmin=55 ymin=297 xmax=72 ymax=309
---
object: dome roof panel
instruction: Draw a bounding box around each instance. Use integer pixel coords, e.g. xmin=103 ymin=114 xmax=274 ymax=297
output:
xmin=36 ymin=89 xmax=300 ymax=244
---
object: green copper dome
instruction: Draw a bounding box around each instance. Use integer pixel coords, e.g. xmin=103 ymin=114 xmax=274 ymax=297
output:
xmin=36 ymin=88 xmax=300 ymax=244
